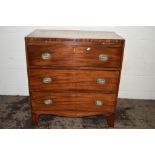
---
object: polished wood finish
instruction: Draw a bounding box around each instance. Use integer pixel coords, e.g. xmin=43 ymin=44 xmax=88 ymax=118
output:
xmin=31 ymin=112 xmax=39 ymax=125
xmin=34 ymin=111 xmax=112 ymax=118
xmin=31 ymin=92 xmax=116 ymax=112
xmin=27 ymin=44 xmax=122 ymax=68
xmin=25 ymin=30 xmax=125 ymax=128
xmin=107 ymin=113 xmax=115 ymax=128
xmin=29 ymin=69 xmax=119 ymax=92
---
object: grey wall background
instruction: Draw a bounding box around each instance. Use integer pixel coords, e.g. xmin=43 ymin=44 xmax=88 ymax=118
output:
xmin=0 ymin=26 xmax=155 ymax=99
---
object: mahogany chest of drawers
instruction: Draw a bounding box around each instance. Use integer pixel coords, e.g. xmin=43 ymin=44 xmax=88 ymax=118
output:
xmin=25 ymin=30 xmax=125 ymax=128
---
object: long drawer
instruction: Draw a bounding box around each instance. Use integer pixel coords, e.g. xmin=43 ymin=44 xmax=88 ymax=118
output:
xmin=27 ymin=44 xmax=122 ymax=68
xmin=29 ymin=69 xmax=119 ymax=93
xmin=31 ymin=92 xmax=116 ymax=112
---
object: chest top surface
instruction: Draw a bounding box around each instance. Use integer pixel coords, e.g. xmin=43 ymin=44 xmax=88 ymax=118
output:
xmin=26 ymin=29 xmax=124 ymax=40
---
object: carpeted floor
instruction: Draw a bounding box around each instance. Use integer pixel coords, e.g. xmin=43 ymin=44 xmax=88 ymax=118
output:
xmin=0 ymin=95 xmax=155 ymax=129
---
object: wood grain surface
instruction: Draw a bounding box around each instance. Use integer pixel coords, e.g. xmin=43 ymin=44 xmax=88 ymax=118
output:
xmin=29 ymin=69 xmax=119 ymax=93
xmin=27 ymin=44 xmax=122 ymax=68
xmin=31 ymin=92 xmax=116 ymax=112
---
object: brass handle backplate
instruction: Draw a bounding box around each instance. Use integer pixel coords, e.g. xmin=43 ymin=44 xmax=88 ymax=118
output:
xmin=86 ymin=47 xmax=91 ymax=51
xmin=43 ymin=99 xmax=53 ymax=105
xmin=99 ymin=54 xmax=108 ymax=61
xmin=42 ymin=77 xmax=52 ymax=84
xmin=96 ymin=78 xmax=106 ymax=85
xmin=41 ymin=52 xmax=52 ymax=60
xmin=96 ymin=100 xmax=104 ymax=106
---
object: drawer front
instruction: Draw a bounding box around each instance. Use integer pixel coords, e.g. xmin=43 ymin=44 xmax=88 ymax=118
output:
xmin=29 ymin=69 xmax=119 ymax=93
xmin=31 ymin=92 xmax=116 ymax=112
xmin=27 ymin=44 xmax=122 ymax=68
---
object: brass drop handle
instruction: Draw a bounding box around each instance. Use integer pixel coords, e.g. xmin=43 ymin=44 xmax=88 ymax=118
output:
xmin=41 ymin=52 xmax=52 ymax=60
xmin=42 ymin=77 xmax=52 ymax=84
xmin=99 ymin=54 xmax=108 ymax=61
xmin=86 ymin=47 xmax=91 ymax=51
xmin=43 ymin=99 xmax=53 ymax=105
xmin=96 ymin=78 xmax=106 ymax=85
xmin=96 ymin=100 xmax=104 ymax=106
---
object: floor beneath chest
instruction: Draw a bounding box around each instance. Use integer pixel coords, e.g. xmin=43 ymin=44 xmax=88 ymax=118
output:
xmin=0 ymin=95 xmax=155 ymax=129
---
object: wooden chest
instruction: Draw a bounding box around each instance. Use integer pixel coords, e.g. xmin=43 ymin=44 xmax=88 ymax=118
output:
xmin=25 ymin=30 xmax=125 ymax=127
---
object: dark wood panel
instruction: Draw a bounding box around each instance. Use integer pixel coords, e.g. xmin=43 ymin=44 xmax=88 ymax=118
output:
xmin=27 ymin=66 xmax=121 ymax=71
xmin=25 ymin=39 xmax=124 ymax=47
xmin=25 ymin=30 xmax=124 ymax=46
xmin=32 ymin=111 xmax=113 ymax=118
xmin=29 ymin=69 xmax=119 ymax=93
xmin=31 ymin=92 xmax=116 ymax=112
xmin=27 ymin=44 xmax=122 ymax=68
